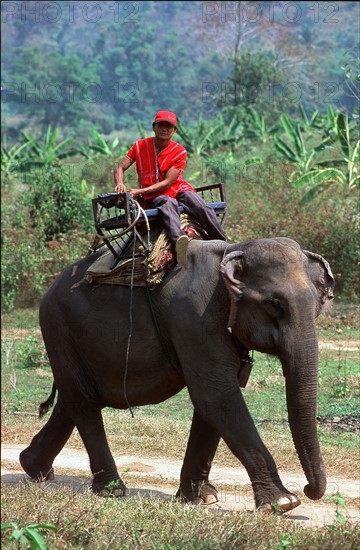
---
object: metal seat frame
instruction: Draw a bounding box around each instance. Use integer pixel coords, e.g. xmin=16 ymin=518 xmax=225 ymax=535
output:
xmin=90 ymin=183 xmax=227 ymax=266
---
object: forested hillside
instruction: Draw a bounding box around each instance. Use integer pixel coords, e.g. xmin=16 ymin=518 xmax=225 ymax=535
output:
xmin=2 ymin=0 xmax=359 ymax=138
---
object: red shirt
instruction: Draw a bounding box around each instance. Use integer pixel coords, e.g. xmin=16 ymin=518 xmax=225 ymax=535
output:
xmin=126 ymin=138 xmax=196 ymax=203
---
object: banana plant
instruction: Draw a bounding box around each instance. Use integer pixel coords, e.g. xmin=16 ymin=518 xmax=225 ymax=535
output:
xmin=297 ymin=104 xmax=322 ymax=133
xmin=245 ymin=108 xmax=278 ymax=143
xmin=321 ymin=104 xmax=338 ymax=139
xmin=213 ymin=113 xmax=243 ymax=150
xmin=136 ymin=122 xmax=147 ymax=139
xmin=274 ymin=114 xmax=322 ymax=176
xmin=1 ymin=135 xmax=35 ymax=174
xmin=88 ymin=129 xmax=120 ymax=156
xmin=176 ymin=113 xmax=241 ymax=157
xmin=176 ymin=113 xmax=220 ymax=157
xmin=293 ymin=137 xmax=359 ymax=202
xmin=276 ymin=110 xmax=359 ymax=200
xmin=78 ymin=130 xmax=124 ymax=159
xmin=20 ymin=126 xmax=78 ymax=167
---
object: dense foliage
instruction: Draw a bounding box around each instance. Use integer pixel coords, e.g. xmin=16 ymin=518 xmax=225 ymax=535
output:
xmin=1 ymin=107 xmax=358 ymax=311
xmin=1 ymin=1 xmax=359 ymax=311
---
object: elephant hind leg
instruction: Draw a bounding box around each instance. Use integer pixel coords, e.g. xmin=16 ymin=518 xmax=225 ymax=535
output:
xmin=176 ymin=410 xmax=221 ymax=505
xmin=20 ymin=399 xmax=74 ymax=481
xmin=72 ymin=406 xmax=126 ymax=497
xmin=176 ymin=480 xmax=219 ymax=505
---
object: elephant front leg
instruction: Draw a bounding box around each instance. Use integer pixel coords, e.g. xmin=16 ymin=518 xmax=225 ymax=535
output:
xmin=190 ymin=386 xmax=301 ymax=513
xmin=176 ymin=409 xmax=221 ymax=505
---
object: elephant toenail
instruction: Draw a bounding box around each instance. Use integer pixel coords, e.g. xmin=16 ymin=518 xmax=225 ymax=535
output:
xmin=258 ymin=503 xmax=274 ymax=514
xmin=203 ymin=494 xmax=218 ymax=505
xmin=277 ymin=495 xmax=301 ymax=512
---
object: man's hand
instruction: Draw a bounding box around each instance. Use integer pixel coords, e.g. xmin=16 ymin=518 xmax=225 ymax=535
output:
xmin=128 ymin=188 xmax=143 ymax=197
xmin=114 ymin=182 xmax=127 ymax=193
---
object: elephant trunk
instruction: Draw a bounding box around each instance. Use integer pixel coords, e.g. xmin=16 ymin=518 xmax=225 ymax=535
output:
xmin=282 ymin=333 xmax=326 ymax=500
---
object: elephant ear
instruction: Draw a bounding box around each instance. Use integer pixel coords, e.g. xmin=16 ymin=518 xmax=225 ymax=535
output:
xmin=220 ymin=250 xmax=245 ymax=331
xmin=303 ymin=250 xmax=335 ymax=316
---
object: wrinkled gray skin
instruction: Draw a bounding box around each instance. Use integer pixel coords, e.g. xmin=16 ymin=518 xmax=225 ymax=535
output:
xmin=20 ymin=237 xmax=334 ymax=512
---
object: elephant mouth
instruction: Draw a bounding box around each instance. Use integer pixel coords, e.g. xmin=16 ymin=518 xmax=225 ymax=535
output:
xmin=240 ymin=338 xmax=278 ymax=357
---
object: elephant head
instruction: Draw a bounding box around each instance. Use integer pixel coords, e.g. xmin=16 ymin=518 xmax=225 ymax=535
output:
xmin=220 ymin=237 xmax=335 ymax=500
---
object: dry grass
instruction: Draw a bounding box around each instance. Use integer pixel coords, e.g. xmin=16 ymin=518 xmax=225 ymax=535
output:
xmin=1 ymin=482 xmax=359 ymax=549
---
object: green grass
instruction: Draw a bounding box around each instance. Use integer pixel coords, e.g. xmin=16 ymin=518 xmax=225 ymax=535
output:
xmin=2 ymin=307 xmax=40 ymax=330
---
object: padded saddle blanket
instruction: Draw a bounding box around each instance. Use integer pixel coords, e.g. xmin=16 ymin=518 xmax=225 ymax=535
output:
xmin=85 ymin=214 xmax=204 ymax=288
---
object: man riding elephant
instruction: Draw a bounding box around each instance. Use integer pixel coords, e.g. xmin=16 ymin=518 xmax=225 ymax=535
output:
xmin=114 ymin=110 xmax=226 ymax=265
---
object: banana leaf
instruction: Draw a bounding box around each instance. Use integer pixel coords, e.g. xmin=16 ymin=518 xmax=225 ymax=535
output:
xmin=336 ymin=113 xmax=351 ymax=159
xmin=293 ymin=168 xmax=344 ymax=188
xmin=300 ymin=181 xmax=333 ymax=203
xmin=274 ymin=136 xmax=298 ymax=162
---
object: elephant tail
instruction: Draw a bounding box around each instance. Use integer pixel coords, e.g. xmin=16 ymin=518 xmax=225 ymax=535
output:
xmin=39 ymin=382 xmax=57 ymax=419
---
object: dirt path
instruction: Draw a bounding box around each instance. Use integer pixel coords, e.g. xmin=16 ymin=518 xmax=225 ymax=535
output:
xmin=2 ymin=443 xmax=359 ymax=529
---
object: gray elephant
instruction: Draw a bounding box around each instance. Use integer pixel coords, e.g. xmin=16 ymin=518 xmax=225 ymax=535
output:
xmin=20 ymin=237 xmax=334 ymax=512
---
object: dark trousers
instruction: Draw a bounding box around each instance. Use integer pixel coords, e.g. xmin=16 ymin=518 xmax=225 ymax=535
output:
xmin=147 ymin=192 xmax=226 ymax=243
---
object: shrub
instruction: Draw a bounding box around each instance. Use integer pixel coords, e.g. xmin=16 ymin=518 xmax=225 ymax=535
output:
xmin=16 ymin=333 xmax=49 ymax=369
xmin=1 ymin=160 xmax=97 ymax=311
xmin=1 ymin=223 xmax=93 ymax=311
xmin=19 ymin=161 xmax=94 ymax=240
xmin=1 ymin=225 xmax=48 ymax=312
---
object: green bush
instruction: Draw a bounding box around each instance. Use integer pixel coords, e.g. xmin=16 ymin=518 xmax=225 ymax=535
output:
xmin=16 ymin=333 xmax=49 ymax=369
xmin=19 ymin=161 xmax=94 ymax=240
xmin=1 ymin=161 xmax=98 ymax=312
xmin=1 ymin=223 xmax=93 ymax=311
xmin=1 ymin=225 xmax=48 ymax=312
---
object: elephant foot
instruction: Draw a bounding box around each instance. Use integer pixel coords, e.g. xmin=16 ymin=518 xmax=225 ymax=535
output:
xmin=258 ymin=494 xmax=301 ymax=514
xmin=19 ymin=448 xmax=54 ymax=482
xmin=92 ymin=477 xmax=127 ymax=498
xmin=176 ymin=480 xmax=219 ymax=505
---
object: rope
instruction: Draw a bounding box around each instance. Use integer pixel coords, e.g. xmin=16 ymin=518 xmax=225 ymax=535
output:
xmin=123 ymin=197 xmax=140 ymax=418
xmin=95 ymin=197 xmax=143 ymax=250
xmin=138 ymin=205 xmax=151 ymax=251
xmin=122 ymin=198 xmax=153 ymax=417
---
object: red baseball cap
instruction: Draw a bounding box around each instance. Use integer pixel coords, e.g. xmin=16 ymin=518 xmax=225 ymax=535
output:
xmin=153 ymin=111 xmax=177 ymax=127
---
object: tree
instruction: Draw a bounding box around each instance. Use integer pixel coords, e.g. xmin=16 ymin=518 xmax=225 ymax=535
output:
xmin=219 ymin=51 xmax=290 ymax=129
xmin=4 ymin=46 xmax=101 ymax=133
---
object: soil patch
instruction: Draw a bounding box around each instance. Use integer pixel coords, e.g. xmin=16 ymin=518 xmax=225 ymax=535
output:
xmin=317 ymin=414 xmax=360 ymax=432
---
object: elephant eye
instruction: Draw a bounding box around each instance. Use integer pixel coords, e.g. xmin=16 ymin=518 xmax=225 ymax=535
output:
xmin=265 ymin=298 xmax=284 ymax=316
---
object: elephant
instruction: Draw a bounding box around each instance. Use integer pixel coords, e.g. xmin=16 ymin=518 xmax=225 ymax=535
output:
xmin=19 ymin=236 xmax=334 ymax=513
